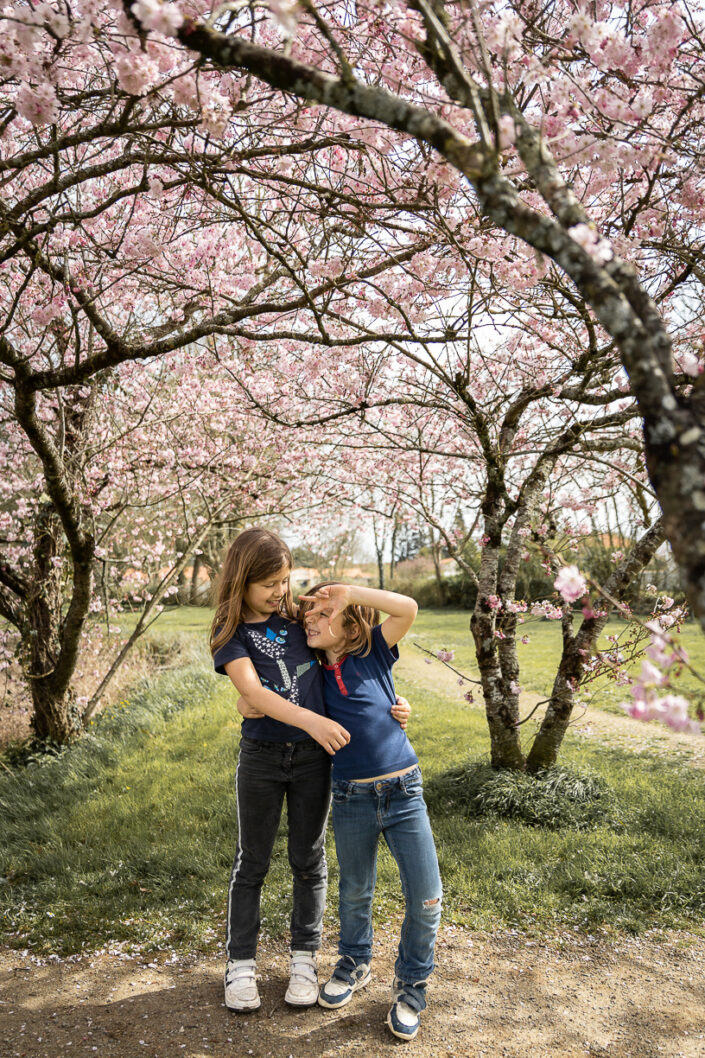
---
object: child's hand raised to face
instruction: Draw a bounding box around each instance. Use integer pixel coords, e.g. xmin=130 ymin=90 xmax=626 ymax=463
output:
xmin=299 ymin=584 xmax=353 ymax=624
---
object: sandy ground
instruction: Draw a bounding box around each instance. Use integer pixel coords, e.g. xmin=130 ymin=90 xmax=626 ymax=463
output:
xmin=2 ymin=926 xmax=705 ymax=1058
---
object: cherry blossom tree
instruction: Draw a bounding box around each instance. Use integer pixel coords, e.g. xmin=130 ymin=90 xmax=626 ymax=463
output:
xmin=0 ymin=0 xmax=459 ymax=742
xmin=129 ymin=0 xmax=705 ymax=628
xmin=0 ymin=353 xmax=330 ymax=742
xmin=5 ymin=0 xmax=705 ymax=755
xmin=266 ymin=303 xmax=669 ymax=767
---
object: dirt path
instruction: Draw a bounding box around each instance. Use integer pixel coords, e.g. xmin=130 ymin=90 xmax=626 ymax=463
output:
xmin=2 ymin=926 xmax=704 ymax=1058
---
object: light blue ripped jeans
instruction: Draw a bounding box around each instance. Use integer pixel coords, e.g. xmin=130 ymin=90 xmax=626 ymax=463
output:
xmin=330 ymin=765 xmax=442 ymax=985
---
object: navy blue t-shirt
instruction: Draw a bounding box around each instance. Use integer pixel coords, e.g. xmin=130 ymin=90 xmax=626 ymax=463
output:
xmin=213 ymin=615 xmax=326 ymax=743
xmin=322 ymin=623 xmax=418 ymax=781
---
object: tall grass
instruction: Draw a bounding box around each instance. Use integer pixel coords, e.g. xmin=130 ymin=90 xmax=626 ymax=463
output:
xmin=1 ymin=612 xmax=704 ymax=957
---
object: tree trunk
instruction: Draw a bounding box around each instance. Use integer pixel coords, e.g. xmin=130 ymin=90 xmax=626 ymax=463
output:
xmin=372 ymin=521 xmax=386 ymax=589
xmin=24 ymin=505 xmax=81 ymax=742
xmin=525 ymin=608 xmax=582 ymax=774
xmin=189 ymin=554 xmax=202 ymax=605
xmin=472 ymin=504 xmax=524 ymax=769
xmin=376 ymin=548 xmax=385 ymax=590
xmin=430 ymin=537 xmax=446 ymax=605
xmin=30 ymin=678 xmax=80 ymax=743
xmin=389 ymin=522 xmax=398 ymax=582
xmin=472 ymin=607 xmax=525 ymax=769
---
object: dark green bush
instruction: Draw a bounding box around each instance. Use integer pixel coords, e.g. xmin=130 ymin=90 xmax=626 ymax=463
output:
xmin=425 ymin=759 xmax=615 ymax=830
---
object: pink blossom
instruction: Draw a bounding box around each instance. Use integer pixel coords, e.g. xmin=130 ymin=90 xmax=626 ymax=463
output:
xmin=679 ymin=351 xmax=702 ymax=377
xmin=200 ymin=101 xmax=232 ymax=139
xmin=497 ymin=115 xmax=516 ymax=150
xmin=268 ymin=0 xmax=299 ymax=35
xmin=639 ymin=659 xmax=666 ymax=687
xmin=567 ymin=223 xmax=614 ymax=264
xmin=644 ymin=620 xmax=671 ymax=666
xmin=133 ymin=0 xmax=184 ymax=36
xmin=436 ymin=649 xmax=455 ymax=663
xmin=463 ymin=690 xmax=474 ymax=704
xmin=624 ymin=692 xmax=701 ymax=735
xmin=486 ymin=594 xmax=502 ymax=610
xmin=554 ymin=565 xmax=587 ymax=603
xmin=115 ymin=54 xmax=159 ymax=97
xmin=15 ymin=83 xmax=59 ymax=126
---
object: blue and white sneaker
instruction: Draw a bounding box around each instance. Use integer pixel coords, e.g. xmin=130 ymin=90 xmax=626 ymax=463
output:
xmin=318 ymin=956 xmax=371 ymax=1009
xmin=386 ymin=977 xmax=427 ymax=1041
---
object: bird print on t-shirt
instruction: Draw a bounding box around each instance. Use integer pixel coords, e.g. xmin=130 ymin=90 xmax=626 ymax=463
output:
xmin=244 ymin=624 xmax=315 ymax=705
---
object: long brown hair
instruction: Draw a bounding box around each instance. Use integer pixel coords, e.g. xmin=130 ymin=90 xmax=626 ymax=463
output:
xmin=210 ymin=527 xmax=295 ymax=655
xmin=298 ymin=581 xmax=379 ymax=658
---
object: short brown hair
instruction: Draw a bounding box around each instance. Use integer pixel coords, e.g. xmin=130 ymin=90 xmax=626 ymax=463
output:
xmin=298 ymin=581 xmax=380 ymax=658
xmin=210 ymin=527 xmax=294 ymax=655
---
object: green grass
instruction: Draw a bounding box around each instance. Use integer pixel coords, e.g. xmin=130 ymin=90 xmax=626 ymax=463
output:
xmin=408 ymin=608 xmax=705 ymax=715
xmin=1 ymin=607 xmax=704 ymax=957
xmin=128 ymin=604 xmax=705 ymax=713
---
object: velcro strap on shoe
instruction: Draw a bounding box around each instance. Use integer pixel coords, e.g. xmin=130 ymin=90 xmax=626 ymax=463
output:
xmin=397 ymin=983 xmax=427 ymax=1013
xmin=331 ymin=964 xmax=356 ymax=986
xmin=291 ymin=961 xmax=317 ymax=982
xmin=226 ymin=968 xmax=255 ymax=984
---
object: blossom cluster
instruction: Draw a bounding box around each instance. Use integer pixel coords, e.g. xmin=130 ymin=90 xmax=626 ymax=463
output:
xmin=622 ymin=616 xmax=701 ymax=735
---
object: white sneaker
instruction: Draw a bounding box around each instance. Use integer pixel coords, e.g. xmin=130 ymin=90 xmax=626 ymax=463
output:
xmin=284 ymin=950 xmax=319 ymax=1006
xmin=224 ymin=959 xmax=260 ymax=1012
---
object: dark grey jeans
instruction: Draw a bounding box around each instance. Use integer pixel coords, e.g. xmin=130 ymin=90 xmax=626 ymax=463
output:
xmin=226 ymin=736 xmax=331 ymax=960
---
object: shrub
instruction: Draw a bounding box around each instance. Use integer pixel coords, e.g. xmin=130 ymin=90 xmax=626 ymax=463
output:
xmin=425 ymin=759 xmax=615 ymax=830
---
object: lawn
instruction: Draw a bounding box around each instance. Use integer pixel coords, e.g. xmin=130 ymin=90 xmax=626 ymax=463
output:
xmin=1 ymin=606 xmax=704 ymax=957
xmin=147 ymin=604 xmax=705 ymax=716
xmin=408 ymin=608 xmax=705 ymax=715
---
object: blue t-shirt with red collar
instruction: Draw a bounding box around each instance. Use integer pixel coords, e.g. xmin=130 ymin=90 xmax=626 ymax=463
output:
xmin=213 ymin=615 xmax=325 ymax=743
xmin=322 ymin=623 xmax=418 ymax=781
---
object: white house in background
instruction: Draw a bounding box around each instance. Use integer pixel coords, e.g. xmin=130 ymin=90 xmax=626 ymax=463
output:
xmin=290 ymin=567 xmax=321 ymax=590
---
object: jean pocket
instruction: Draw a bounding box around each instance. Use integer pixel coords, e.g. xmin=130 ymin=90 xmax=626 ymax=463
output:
xmin=400 ymin=769 xmax=423 ymax=797
xmin=239 ymin=737 xmax=265 ymax=755
xmin=332 ymin=784 xmax=353 ymax=806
